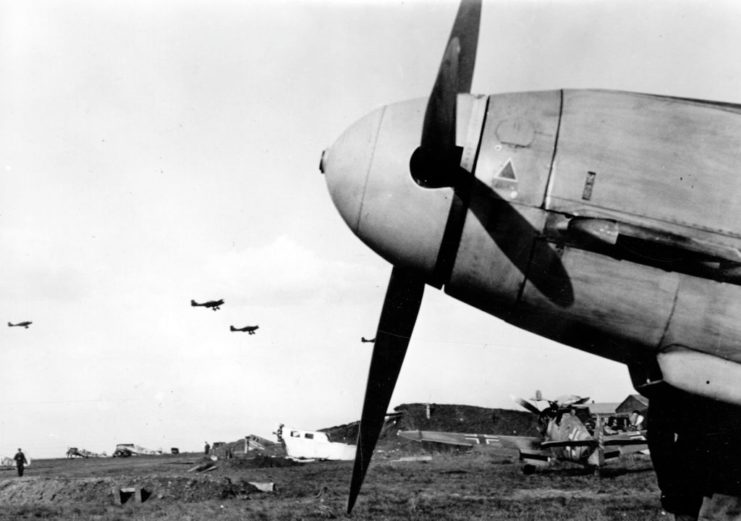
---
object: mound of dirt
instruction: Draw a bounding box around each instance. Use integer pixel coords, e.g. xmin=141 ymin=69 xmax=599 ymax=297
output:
xmin=145 ymin=476 xmax=264 ymax=502
xmin=321 ymin=403 xmax=539 ymax=444
xmin=395 ymin=403 xmax=540 ymax=436
xmin=211 ymin=436 xmax=285 ymax=459
xmin=223 ymin=455 xmax=299 ymax=469
xmin=0 ymin=476 xmax=269 ymax=505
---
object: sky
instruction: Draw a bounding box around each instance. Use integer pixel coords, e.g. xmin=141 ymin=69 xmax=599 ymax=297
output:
xmin=1 ymin=0 xmax=741 ymax=458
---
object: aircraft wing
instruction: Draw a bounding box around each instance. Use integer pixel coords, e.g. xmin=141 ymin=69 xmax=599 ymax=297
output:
xmin=603 ymin=432 xmax=647 ymax=447
xmin=397 ymin=430 xmax=539 ymax=450
xmin=398 ymin=430 xmax=482 ymax=447
xmin=602 ymin=432 xmax=649 ymax=458
xmin=492 ymin=435 xmax=542 ymax=452
xmin=540 ymin=431 xmax=647 ymax=449
xmin=540 ymin=439 xmax=597 ymax=449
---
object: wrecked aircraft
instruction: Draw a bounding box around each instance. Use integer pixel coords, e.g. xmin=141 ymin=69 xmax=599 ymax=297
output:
xmin=278 ymin=425 xmax=356 ymax=461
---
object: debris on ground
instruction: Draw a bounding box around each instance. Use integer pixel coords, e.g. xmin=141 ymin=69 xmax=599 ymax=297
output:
xmin=248 ymin=482 xmax=275 ymax=493
xmin=188 ymin=461 xmax=217 ymax=473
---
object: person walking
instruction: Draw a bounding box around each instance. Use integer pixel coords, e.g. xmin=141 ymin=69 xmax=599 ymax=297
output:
xmin=14 ymin=448 xmax=27 ymax=477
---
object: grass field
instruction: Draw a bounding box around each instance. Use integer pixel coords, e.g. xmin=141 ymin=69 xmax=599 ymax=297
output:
xmin=0 ymin=449 xmax=664 ymax=520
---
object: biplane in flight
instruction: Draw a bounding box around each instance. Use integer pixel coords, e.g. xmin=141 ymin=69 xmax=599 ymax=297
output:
xmin=319 ymin=0 xmax=741 ymax=515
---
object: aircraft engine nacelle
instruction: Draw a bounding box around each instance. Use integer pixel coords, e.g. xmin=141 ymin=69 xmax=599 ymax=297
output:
xmin=323 ymin=91 xmax=675 ymax=362
xmin=324 ymin=88 xmax=741 ymax=386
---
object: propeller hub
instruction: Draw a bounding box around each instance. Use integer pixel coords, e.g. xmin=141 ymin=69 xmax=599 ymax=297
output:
xmin=322 ymin=100 xmax=454 ymax=275
xmin=322 ymin=108 xmax=383 ymax=234
xmin=409 ymin=145 xmax=464 ymax=188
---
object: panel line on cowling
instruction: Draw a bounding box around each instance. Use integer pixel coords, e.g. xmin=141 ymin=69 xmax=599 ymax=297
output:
xmin=355 ymin=106 xmax=386 ymax=232
xmin=542 ymin=89 xmax=564 ymax=210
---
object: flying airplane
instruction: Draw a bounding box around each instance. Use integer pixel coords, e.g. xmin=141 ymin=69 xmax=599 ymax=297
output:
xmin=190 ymin=299 xmax=224 ymax=311
xmin=319 ymin=0 xmax=741 ymax=516
xmin=360 ymin=337 xmax=375 ymax=343
xmin=398 ymin=395 xmax=647 ymax=472
xmin=7 ymin=321 xmax=32 ymax=329
xmin=230 ymin=325 xmax=259 ymax=334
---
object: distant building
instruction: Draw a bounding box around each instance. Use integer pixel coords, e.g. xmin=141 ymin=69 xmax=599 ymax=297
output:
xmin=616 ymin=394 xmax=649 ymax=415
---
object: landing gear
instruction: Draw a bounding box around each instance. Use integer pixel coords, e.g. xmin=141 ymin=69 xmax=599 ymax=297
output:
xmin=646 ymin=384 xmax=741 ymax=520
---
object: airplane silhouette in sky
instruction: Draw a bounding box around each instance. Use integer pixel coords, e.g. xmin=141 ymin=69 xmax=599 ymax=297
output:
xmin=7 ymin=321 xmax=32 ymax=329
xmin=190 ymin=299 xmax=224 ymax=311
xmin=230 ymin=325 xmax=259 ymax=335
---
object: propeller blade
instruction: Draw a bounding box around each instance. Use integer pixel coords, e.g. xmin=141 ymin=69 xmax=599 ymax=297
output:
xmin=413 ymin=0 xmax=481 ymax=188
xmin=420 ymin=34 xmax=459 ymax=159
xmin=554 ymin=394 xmax=590 ymax=407
xmin=348 ymin=267 xmax=425 ymax=513
xmin=446 ymin=0 xmax=481 ymax=95
xmin=513 ymin=396 xmax=543 ymax=416
xmin=422 ymin=0 xmax=481 ymax=151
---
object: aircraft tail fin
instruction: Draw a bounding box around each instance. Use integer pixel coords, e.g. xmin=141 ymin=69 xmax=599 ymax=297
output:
xmin=7 ymin=322 xmax=11 ymax=327
xmin=230 ymin=326 xmax=236 ymax=331
xmin=190 ymin=300 xmax=197 ymax=306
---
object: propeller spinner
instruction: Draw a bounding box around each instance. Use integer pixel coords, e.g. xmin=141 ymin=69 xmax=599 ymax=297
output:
xmin=321 ymin=0 xmax=482 ymax=513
